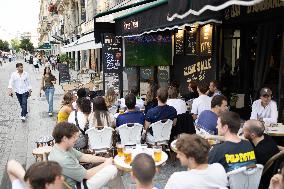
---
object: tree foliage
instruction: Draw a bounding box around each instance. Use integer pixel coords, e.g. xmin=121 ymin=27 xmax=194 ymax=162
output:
xmin=19 ymin=38 xmax=34 ymax=52
xmin=0 ymin=39 xmax=10 ymax=52
xmin=10 ymin=38 xmax=21 ymax=52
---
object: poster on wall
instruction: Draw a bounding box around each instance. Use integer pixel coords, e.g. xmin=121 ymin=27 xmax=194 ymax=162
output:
xmin=185 ymin=27 xmax=197 ymax=55
xmin=175 ymin=30 xmax=184 ymax=55
xmin=158 ymin=66 xmax=170 ymax=87
xmin=173 ymin=55 xmax=215 ymax=95
xmin=102 ymin=33 xmax=123 ymax=96
xmin=200 ymin=24 xmax=213 ymax=55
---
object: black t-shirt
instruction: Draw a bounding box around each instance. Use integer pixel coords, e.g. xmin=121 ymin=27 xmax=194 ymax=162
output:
xmin=253 ymin=134 xmax=279 ymax=165
xmin=208 ymin=140 xmax=256 ymax=172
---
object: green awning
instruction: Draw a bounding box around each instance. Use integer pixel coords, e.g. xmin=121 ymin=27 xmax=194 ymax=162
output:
xmin=37 ymin=42 xmax=51 ymax=50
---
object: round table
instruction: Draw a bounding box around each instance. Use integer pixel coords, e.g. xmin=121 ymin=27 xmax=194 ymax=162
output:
xmin=266 ymin=126 xmax=284 ymax=137
xmin=32 ymin=146 xmax=53 ymax=162
xmin=114 ymin=147 xmax=168 ymax=172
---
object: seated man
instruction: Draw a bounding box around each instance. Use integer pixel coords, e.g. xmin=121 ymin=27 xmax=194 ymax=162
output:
xmin=116 ymin=93 xmax=145 ymax=127
xmin=49 ymin=122 xmax=125 ymax=189
xmin=243 ymin=119 xmax=279 ymax=165
xmin=7 ymin=160 xmax=64 ymax=189
xmin=131 ymin=153 xmax=159 ymax=189
xmin=120 ymin=87 xmax=144 ymax=110
xmin=145 ymin=87 xmax=177 ymax=142
xmin=209 ymin=111 xmax=256 ymax=172
xmin=191 ymin=82 xmax=211 ymax=120
xmin=165 ymin=134 xmax=228 ymax=189
xmin=250 ymin=87 xmax=278 ymax=125
xmin=207 ymin=80 xmax=222 ymax=97
xmin=196 ymin=95 xmax=228 ymax=135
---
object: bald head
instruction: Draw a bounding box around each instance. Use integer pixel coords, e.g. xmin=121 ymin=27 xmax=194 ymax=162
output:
xmin=244 ymin=119 xmax=265 ymax=137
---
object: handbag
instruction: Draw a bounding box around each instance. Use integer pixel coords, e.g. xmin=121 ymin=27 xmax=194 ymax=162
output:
xmin=73 ymin=111 xmax=89 ymax=150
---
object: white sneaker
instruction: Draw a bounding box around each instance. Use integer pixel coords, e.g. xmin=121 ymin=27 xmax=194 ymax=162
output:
xmin=48 ymin=112 xmax=53 ymax=117
xmin=21 ymin=116 xmax=26 ymax=122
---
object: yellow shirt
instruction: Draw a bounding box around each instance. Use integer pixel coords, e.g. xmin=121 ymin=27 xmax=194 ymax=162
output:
xmin=57 ymin=111 xmax=69 ymax=123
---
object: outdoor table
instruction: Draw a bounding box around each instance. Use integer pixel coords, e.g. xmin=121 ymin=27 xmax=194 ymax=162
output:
xmin=114 ymin=147 xmax=168 ymax=172
xmin=266 ymin=124 xmax=284 ymax=137
xmin=32 ymin=146 xmax=53 ymax=162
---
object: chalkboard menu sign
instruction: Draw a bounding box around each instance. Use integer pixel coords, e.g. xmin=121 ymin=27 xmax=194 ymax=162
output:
xmin=173 ymin=55 xmax=215 ymax=95
xmin=58 ymin=63 xmax=70 ymax=84
xmin=102 ymin=34 xmax=123 ymax=96
xmin=200 ymin=24 xmax=212 ymax=55
xmin=175 ymin=30 xmax=184 ymax=55
xmin=140 ymin=67 xmax=154 ymax=82
xmin=185 ymin=27 xmax=197 ymax=55
xmin=158 ymin=66 xmax=169 ymax=87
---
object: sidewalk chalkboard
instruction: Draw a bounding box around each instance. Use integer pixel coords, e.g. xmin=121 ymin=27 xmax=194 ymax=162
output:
xmin=58 ymin=63 xmax=70 ymax=84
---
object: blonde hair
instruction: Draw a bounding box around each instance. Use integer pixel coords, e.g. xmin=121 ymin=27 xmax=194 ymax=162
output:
xmin=105 ymin=87 xmax=117 ymax=108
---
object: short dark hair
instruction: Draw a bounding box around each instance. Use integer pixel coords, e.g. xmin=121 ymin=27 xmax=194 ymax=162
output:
xmin=188 ymin=80 xmax=197 ymax=92
xmin=176 ymin=134 xmax=210 ymax=164
xmin=52 ymin=122 xmax=79 ymax=143
xmin=211 ymin=95 xmax=227 ymax=108
xmin=16 ymin=63 xmax=23 ymax=68
xmin=219 ymin=111 xmax=241 ymax=134
xmin=168 ymin=86 xmax=178 ymax=99
xmin=132 ymin=153 xmax=155 ymax=185
xmin=197 ymin=82 xmax=208 ymax=94
xmin=77 ymin=97 xmax=91 ymax=114
xmin=24 ymin=161 xmax=62 ymax=189
xmin=125 ymin=93 xmax=136 ymax=109
xmin=130 ymin=87 xmax=139 ymax=96
xmin=157 ymin=87 xmax=168 ymax=103
xmin=210 ymin=80 xmax=219 ymax=88
xmin=77 ymin=88 xmax=87 ymax=98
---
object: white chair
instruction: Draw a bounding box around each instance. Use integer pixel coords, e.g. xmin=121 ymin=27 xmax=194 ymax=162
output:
xmin=116 ymin=123 xmax=143 ymax=146
xmin=227 ymin=164 xmax=264 ymax=189
xmin=108 ymin=105 xmax=117 ymax=115
xmin=147 ymin=119 xmax=173 ymax=145
xmin=86 ymin=127 xmax=114 ymax=155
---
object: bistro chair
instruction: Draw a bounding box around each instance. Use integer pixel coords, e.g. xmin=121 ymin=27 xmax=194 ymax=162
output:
xmin=86 ymin=127 xmax=114 ymax=156
xmin=116 ymin=123 xmax=143 ymax=146
xmin=227 ymin=164 xmax=263 ymax=189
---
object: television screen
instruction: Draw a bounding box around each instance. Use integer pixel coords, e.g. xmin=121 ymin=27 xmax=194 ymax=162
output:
xmin=125 ymin=34 xmax=172 ymax=67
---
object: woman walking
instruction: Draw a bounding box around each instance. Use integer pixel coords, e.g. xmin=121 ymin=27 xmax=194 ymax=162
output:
xmin=40 ymin=67 xmax=56 ymax=116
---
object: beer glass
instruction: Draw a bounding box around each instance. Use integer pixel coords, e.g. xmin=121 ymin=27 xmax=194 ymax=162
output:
xmin=124 ymin=147 xmax=132 ymax=164
xmin=116 ymin=143 xmax=124 ymax=157
xmin=153 ymin=146 xmax=162 ymax=162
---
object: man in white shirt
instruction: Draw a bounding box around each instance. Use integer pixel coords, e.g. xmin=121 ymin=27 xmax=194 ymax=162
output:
xmin=131 ymin=153 xmax=159 ymax=189
xmin=8 ymin=63 xmax=32 ymax=122
xmin=120 ymin=87 xmax=144 ymax=110
xmin=250 ymin=87 xmax=278 ymax=125
xmin=191 ymin=82 xmax=211 ymax=120
xmin=165 ymin=134 xmax=228 ymax=189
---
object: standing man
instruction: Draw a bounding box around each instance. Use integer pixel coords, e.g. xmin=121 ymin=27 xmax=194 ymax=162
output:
xmin=8 ymin=63 xmax=32 ymax=122
xmin=207 ymin=80 xmax=222 ymax=97
xmin=250 ymin=87 xmax=278 ymax=125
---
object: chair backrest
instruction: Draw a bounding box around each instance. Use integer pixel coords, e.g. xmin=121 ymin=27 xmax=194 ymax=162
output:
xmin=149 ymin=119 xmax=173 ymax=143
xmin=108 ymin=105 xmax=117 ymax=115
xmin=227 ymin=164 xmax=264 ymax=189
xmin=86 ymin=127 xmax=114 ymax=150
xmin=116 ymin=123 xmax=143 ymax=145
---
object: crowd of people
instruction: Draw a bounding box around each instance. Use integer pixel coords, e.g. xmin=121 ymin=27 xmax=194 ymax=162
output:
xmin=6 ymin=59 xmax=283 ymax=188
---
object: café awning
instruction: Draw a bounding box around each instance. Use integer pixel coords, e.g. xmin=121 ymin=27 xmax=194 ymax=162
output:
xmin=37 ymin=43 xmax=51 ymax=51
xmin=61 ymin=33 xmax=102 ymax=53
xmin=167 ymin=0 xmax=265 ymax=21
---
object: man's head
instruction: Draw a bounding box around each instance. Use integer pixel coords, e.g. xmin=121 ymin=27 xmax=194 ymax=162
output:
xmin=16 ymin=63 xmax=23 ymax=73
xmin=24 ymin=161 xmax=64 ymax=189
xmin=130 ymin=87 xmax=139 ymax=97
xmin=197 ymin=82 xmax=208 ymax=95
xmin=77 ymin=88 xmax=87 ymax=99
xmin=209 ymin=80 xmax=219 ymax=93
xmin=260 ymin=87 xmax=272 ymax=106
xmin=125 ymin=93 xmax=136 ymax=110
xmin=243 ymin=119 xmax=265 ymax=141
xmin=157 ymin=87 xmax=168 ymax=104
xmin=131 ymin=153 xmax=156 ymax=187
xmin=52 ymin=122 xmax=79 ymax=148
xmin=188 ymin=80 xmax=197 ymax=93
xmin=77 ymin=97 xmax=91 ymax=115
xmin=217 ymin=111 xmax=241 ymax=136
xmin=176 ymin=134 xmax=210 ymax=168
xmin=211 ymin=95 xmax=228 ymax=115
xmin=168 ymin=86 xmax=178 ymax=99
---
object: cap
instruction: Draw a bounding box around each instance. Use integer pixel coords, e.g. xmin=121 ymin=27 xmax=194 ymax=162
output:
xmin=260 ymin=87 xmax=272 ymax=96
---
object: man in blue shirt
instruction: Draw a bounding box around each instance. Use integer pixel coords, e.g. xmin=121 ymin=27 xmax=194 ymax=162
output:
xmin=145 ymin=87 xmax=177 ymax=141
xmin=116 ymin=93 xmax=145 ymax=127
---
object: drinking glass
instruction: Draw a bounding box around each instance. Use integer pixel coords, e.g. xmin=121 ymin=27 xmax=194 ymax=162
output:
xmin=124 ymin=147 xmax=132 ymax=164
xmin=153 ymin=146 xmax=162 ymax=162
xmin=116 ymin=143 xmax=124 ymax=157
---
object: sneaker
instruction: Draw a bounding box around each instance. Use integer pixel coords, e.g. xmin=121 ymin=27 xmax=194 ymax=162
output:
xmin=21 ymin=116 xmax=26 ymax=122
xmin=48 ymin=112 xmax=53 ymax=117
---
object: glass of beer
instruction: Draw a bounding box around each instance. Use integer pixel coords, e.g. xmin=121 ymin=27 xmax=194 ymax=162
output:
xmin=153 ymin=146 xmax=162 ymax=162
xmin=116 ymin=143 xmax=124 ymax=157
xmin=119 ymin=108 xmax=124 ymax=114
xmin=124 ymin=147 xmax=132 ymax=164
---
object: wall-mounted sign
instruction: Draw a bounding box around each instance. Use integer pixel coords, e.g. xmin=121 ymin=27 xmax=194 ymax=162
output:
xmin=185 ymin=27 xmax=197 ymax=55
xmin=158 ymin=66 xmax=170 ymax=87
xmin=123 ymin=19 xmax=139 ymax=31
xmin=175 ymin=30 xmax=184 ymax=55
xmin=200 ymin=24 xmax=212 ymax=55
xmin=102 ymin=33 xmax=123 ymax=96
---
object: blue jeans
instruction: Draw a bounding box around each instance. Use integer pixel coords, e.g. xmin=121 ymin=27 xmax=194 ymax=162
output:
xmin=44 ymin=87 xmax=55 ymax=113
xmin=16 ymin=92 xmax=29 ymax=117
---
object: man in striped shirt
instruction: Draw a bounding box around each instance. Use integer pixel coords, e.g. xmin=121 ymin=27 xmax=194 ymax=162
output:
xmin=8 ymin=63 xmax=32 ymax=122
